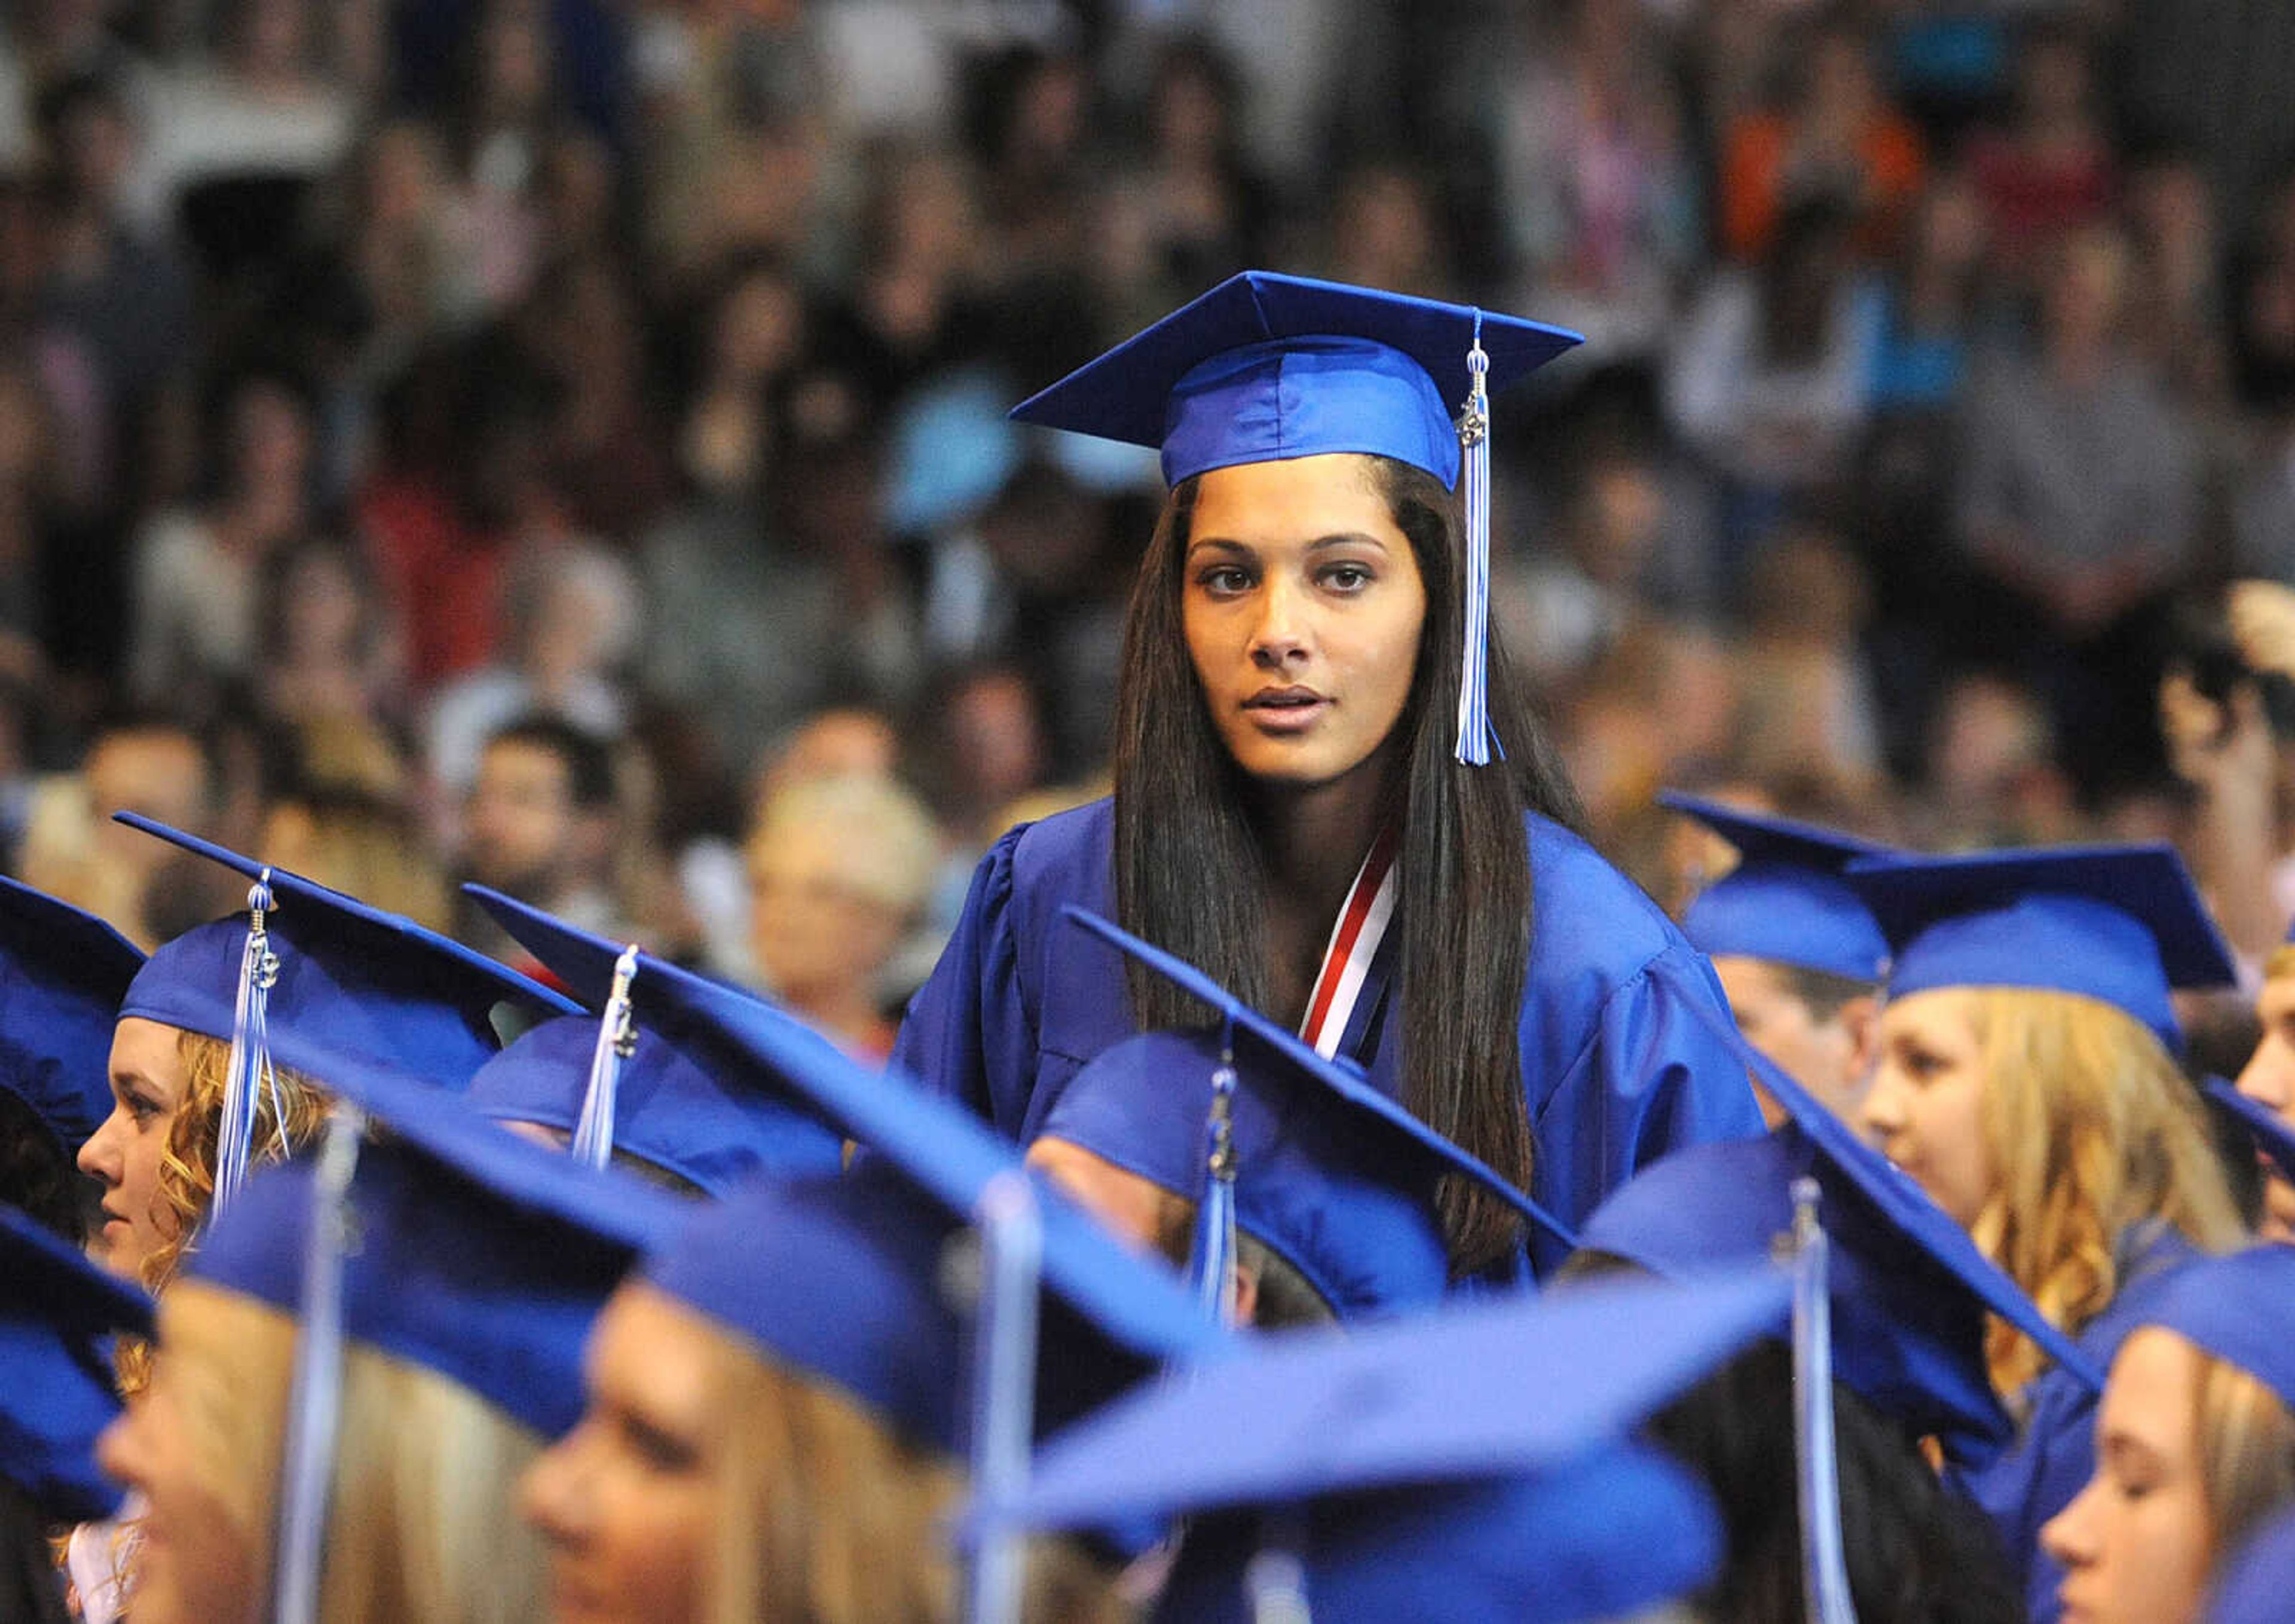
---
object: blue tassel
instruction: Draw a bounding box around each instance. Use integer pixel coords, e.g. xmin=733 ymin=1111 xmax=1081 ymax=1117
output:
xmin=1454 ymin=314 xmax=1494 ymax=766
xmin=1189 ymin=1014 xmax=1241 ymax=1328
xmin=570 ymin=946 xmax=641 ymax=1170
xmin=271 ymin=1102 xmax=365 ymax=1624
xmin=1791 ymin=1178 xmax=1860 ymax=1624
xmin=963 ymin=1170 xmax=1043 ymax=1624
xmin=213 ymin=874 xmax=281 ymax=1217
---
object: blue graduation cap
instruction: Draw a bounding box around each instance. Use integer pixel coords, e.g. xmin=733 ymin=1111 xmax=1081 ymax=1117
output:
xmin=2202 ymin=1076 xmax=2295 ymax=1179
xmin=965 ymin=1268 xmax=1788 ymax=1623
xmin=2127 ymin=1246 xmax=2295 ymax=1415
xmin=1045 ymin=906 xmax=1576 ymax=1316
xmin=0 ymin=876 xmax=144 ymax=1155
xmin=467 ymin=886 xmax=1228 ymax=1424
xmin=0 ymin=1204 xmax=153 ymax=1523
xmin=1009 ymin=271 xmax=1583 ymax=765
xmin=185 ymin=1039 xmax=685 ymax=1441
xmin=1580 ymin=997 xmax=2104 ymax=1466
xmin=2211 ymin=1505 xmax=2295 ymax=1624
xmin=111 ymin=813 xmax=580 ymax=1209
xmin=1844 ymin=844 xmax=2236 ymax=1053
xmin=1660 ymin=791 xmax=1892 ymax=983
xmin=462 ymin=1014 xmax=844 ymax=1198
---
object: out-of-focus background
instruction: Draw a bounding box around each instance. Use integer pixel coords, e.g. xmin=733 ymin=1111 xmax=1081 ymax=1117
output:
xmin=5 ymin=0 xmax=2293 ymax=1059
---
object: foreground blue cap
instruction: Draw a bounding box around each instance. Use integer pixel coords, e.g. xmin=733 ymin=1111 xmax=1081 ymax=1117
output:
xmin=1580 ymin=1002 xmax=2104 ymax=1461
xmin=968 ymin=1267 xmax=1782 ymax=1537
xmin=2211 ymin=1504 xmax=2295 ymax=1624
xmin=0 ymin=877 xmax=144 ymax=1154
xmin=1009 ymin=271 xmax=1580 ymax=490
xmin=2130 ymin=1246 xmax=2295 ymax=1414
xmin=188 ymin=1045 xmax=683 ymax=1438
xmin=472 ymin=887 xmax=1228 ymax=1441
xmin=1844 ymin=845 xmax=2236 ymax=1053
xmin=1060 ymin=906 xmax=1575 ymax=1262
xmin=463 ymin=1014 xmax=844 ymax=1197
xmin=1 ymin=1204 xmax=154 ymax=1521
xmin=1661 ymin=791 xmax=1892 ymax=983
xmin=1156 ymin=1443 xmax=1719 ymax=1624
xmin=114 ymin=814 xmax=579 ymax=1083
xmin=2203 ymin=1077 xmax=2295 ymax=1179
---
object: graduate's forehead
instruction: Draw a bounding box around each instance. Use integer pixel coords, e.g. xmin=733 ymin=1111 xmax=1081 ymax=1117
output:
xmin=1185 ymin=454 xmax=1403 ymax=550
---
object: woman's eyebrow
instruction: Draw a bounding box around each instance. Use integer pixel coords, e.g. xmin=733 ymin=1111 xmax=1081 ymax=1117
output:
xmin=1186 ymin=532 xmax=1391 ymax=557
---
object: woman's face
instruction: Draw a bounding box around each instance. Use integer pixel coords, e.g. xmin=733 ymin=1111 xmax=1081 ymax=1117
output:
xmin=2041 ymin=1327 xmax=2218 ymax=1624
xmin=95 ymin=1287 xmax=265 ymax=1624
xmin=1861 ymin=989 xmax=1999 ymax=1232
xmin=522 ymin=1284 xmax=721 ymax=1624
xmin=746 ymin=818 xmax=906 ymax=1011
xmin=1181 ymin=454 xmax=1427 ymax=793
xmin=78 ymin=1017 xmax=191 ymax=1280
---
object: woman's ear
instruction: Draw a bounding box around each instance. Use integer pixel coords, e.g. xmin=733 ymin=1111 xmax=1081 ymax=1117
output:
xmin=1842 ymin=993 xmax=1883 ymax=1080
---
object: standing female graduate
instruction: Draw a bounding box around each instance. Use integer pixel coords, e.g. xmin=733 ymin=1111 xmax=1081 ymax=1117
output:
xmin=1846 ymin=845 xmax=2248 ymax=1623
xmin=894 ymin=273 xmax=1763 ymax=1277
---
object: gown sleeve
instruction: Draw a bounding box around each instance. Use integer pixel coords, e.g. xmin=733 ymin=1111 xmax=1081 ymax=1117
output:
xmin=1526 ymin=941 xmax=1767 ymax=1274
xmin=889 ymin=824 xmax=1039 ymax=1138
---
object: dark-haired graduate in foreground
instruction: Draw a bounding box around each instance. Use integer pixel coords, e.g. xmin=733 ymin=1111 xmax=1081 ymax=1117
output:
xmin=894 ymin=273 xmax=1764 ymax=1280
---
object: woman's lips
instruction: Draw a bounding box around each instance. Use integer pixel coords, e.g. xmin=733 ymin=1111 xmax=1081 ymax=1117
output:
xmin=1242 ymin=688 xmax=1330 ymax=734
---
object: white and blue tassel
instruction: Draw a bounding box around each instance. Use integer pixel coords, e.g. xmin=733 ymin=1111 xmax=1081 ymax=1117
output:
xmin=569 ymin=945 xmax=642 ymax=1170
xmin=1791 ymin=1178 xmax=1860 ymax=1624
xmin=1189 ymin=1014 xmax=1242 ymax=1329
xmin=213 ymin=872 xmax=284 ymax=1217
xmin=1454 ymin=314 xmax=1495 ymax=766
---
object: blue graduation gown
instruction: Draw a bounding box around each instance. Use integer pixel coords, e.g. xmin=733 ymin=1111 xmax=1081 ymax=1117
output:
xmin=891 ymin=799 xmax=1765 ymax=1276
xmin=1953 ymin=1222 xmax=2201 ymax=1624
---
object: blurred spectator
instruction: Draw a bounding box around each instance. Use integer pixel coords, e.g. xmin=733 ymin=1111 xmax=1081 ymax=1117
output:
xmin=1492 ymin=0 xmax=1700 ymax=355
xmin=0 ymin=356 xmax=60 ymax=685
xmin=255 ymin=713 xmax=451 ymax=932
xmin=1125 ymin=35 xmax=1269 ymax=295
xmin=2124 ymin=151 xmax=2229 ymax=411
xmin=753 ymin=705 xmax=899 ymax=814
xmin=1717 ymin=11 xmax=1925 ymax=265
xmin=1325 ymin=159 xmax=1452 ymax=302
xmin=745 ymin=769 xmax=941 ymax=1060
xmin=510 ymin=252 xmax=675 ymax=541
xmin=1966 ymin=19 xmax=2116 ymax=289
xmin=15 ymin=709 xmax=215 ymax=947
xmin=126 ymin=363 xmax=322 ymax=714
xmin=904 ymin=662 xmax=1047 ymax=856
xmin=1868 ymin=167 xmax=1987 ymax=417
xmin=1911 ymin=672 xmax=2077 ymax=850
xmin=1731 ymin=522 xmax=1885 ymax=800
xmin=123 ymin=0 xmax=353 ymax=239
xmin=254 ymin=532 xmax=402 ymax=730
xmin=454 ymin=712 xmax=628 ymax=949
xmin=426 ymin=533 xmax=635 ymax=799
xmin=1510 ymin=439 xmax=1673 ymax=691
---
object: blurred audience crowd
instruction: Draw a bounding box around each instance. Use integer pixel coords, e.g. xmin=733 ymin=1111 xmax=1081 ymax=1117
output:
xmin=5 ymin=0 xmax=2295 ymax=1057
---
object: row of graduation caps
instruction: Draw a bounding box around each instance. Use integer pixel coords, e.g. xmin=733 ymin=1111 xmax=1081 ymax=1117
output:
xmin=10 ymin=798 xmax=2295 ymax=1622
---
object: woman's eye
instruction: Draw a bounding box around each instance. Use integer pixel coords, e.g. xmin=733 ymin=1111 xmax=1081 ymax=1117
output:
xmin=127 ymin=1092 xmax=164 ymax=1124
xmin=1198 ymin=566 xmax=1253 ymax=597
xmin=1321 ymin=563 xmax=1373 ymax=592
xmin=622 ymin=1415 xmax=699 ymax=1475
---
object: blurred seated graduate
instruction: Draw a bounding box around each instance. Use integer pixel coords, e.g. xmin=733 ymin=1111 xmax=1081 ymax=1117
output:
xmin=2224 ymin=923 xmax=2295 ymax=1239
xmin=964 ymin=1265 xmax=1792 ymax=1623
xmin=507 ymin=912 xmax=1225 ymax=1624
xmin=1024 ymin=905 xmax=1578 ymax=1322
xmin=2039 ymin=1247 xmax=2295 ymax=1624
xmin=1660 ymin=791 xmax=1893 ymax=1128
xmin=0 ymin=876 xmax=145 ymax=1245
xmin=94 ymin=1045 xmax=685 ymax=1624
xmin=2202 ymin=1075 xmax=2295 ymax=1238
xmin=895 ymin=271 xmax=1762 ymax=1282
xmin=80 ymin=815 xmax=576 ymax=1304
xmin=1576 ymin=1004 xmax=2069 ymax=1624
xmin=0 ymin=1207 xmax=151 ymax=1624
xmin=1841 ymin=845 xmax=2247 ymax=1623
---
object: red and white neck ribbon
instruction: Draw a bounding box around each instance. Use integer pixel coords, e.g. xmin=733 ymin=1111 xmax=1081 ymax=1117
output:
xmin=1299 ymin=825 xmax=1400 ymax=1060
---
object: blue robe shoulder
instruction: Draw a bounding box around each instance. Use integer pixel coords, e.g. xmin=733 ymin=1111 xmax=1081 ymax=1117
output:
xmin=891 ymin=799 xmax=1762 ymax=1270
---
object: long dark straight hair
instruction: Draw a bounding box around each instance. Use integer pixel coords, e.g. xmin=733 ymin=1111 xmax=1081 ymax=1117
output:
xmin=1110 ymin=455 xmax=1583 ymax=1272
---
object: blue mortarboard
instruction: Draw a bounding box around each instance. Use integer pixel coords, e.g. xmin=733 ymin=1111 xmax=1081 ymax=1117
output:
xmin=1660 ymin=791 xmax=1892 ymax=983
xmin=1580 ymin=1003 xmax=2104 ymax=1464
xmin=1843 ymin=844 xmax=2236 ymax=1053
xmin=113 ymin=813 xmax=579 ymax=1209
xmin=0 ymin=876 xmax=144 ymax=1154
xmin=469 ymin=886 xmax=1227 ymax=1439
xmin=966 ymin=1269 xmax=1788 ymax=1621
xmin=463 ymin=1014 xmax=844 ymax=1197
xmin=2211 ymin=1505 xmax=2295 ymax=1624
xmin=2128 ymin=1246 xmax=2295 ymax=1415
xmin=0 ymin=1204 xmax=153 ymax=1522
xmin=186 ymin=1041 xmax=684 ymax=1440
xmin=1060 ymin=906 xmax=1575 ymax=1271
xmin=1009 ymin=271 xmax=1583 ymax=766
xmin=2203 ymin=1076 xmax=2295 ymax=1178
